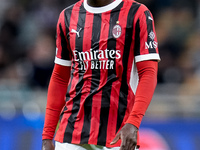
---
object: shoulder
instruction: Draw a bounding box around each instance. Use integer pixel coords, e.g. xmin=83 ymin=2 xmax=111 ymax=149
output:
xmin=122 ymin=0 xmax=141 ymax=8
xmin=127 ymin=1 xmax=152 ymax=21
xmin=122 ymin=0 xmax=150 ymax=15
xmin=63 ymin=0 xmax=83 ymax=13
xmin=57 ymin=0 xmax=83 ymax=22
xmin=137 ymin=3 xmax=150 ymax=14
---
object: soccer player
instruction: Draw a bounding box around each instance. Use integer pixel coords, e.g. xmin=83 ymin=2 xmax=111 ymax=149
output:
xmin=42 ymin=0 xmax=160 ymax=150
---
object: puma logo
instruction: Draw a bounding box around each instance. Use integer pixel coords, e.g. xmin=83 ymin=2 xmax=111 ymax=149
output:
xmin=71 ymin=28 xmax=82 ymax=38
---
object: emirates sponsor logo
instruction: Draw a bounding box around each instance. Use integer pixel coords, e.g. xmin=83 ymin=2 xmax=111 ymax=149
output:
xmin=73 ymin=49 xmax=121 ymax=70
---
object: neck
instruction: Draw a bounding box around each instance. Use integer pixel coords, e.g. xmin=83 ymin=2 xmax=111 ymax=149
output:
xmin=86 ymin=0 xmax=115 ymax=7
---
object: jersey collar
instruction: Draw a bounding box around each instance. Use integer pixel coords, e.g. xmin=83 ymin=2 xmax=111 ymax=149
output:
xmin=84 ymin=0 xmax=122 ymax=14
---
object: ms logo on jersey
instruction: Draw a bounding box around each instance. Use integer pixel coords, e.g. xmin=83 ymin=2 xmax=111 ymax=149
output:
xmin=149 ymin=31 xmax=155 ymax=40
xmin=145 ymin=41 xmax=158 ymax=49
xmin=112 ymin=23 xmax=122 ymax=39
xmin=145 ymin=31 xmax=158 ymax=49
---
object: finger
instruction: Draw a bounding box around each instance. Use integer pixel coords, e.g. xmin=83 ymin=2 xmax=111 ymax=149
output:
xmin=119 ymin=136 xmax=126 ymax=150
xmin=126 ymin=139 xmax=131 ymax=150
xmin=125 ymin=136 xmax=137 ymax=150
xmin=110 ymin=133 xmax=120 ymax=145
xmin=131 ymin=141 xmax=137 ymax=150
xmin=126 ymin=138 xmax=135 ymax=150
xmin=130 ymin=144 xmax=136 ymax=150
xmin=131 ymin=140 xmax=137 ymax=150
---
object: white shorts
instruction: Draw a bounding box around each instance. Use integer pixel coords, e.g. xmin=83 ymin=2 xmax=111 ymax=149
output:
xmin=55 ymin=141 xmax=139 ymax=150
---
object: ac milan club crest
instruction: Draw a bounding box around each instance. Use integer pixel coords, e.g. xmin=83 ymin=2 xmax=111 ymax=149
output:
xmin=112 ymin=24 xmax=122 ymax=39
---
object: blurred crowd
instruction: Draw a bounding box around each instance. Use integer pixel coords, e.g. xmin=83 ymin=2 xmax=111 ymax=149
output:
xmin=0 ymin=0 xmax=199 ymax=91
xmin=0 ymin=0 xmax=79 ymax=88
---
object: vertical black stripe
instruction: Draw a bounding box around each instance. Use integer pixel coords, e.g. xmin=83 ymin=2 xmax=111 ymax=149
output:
xmin=60 ymin=7 xmax=73 ymax=60
xmin=65 ymin=7 xmax=73 ymax=59
xmin=80 ymin=13 xmax=102 ymax=143
xmin=64 ymin=6 xmax=73 ymax=31
xmin=63 ymin=3 xmax=86 ymax=143
xmin=134 ymin=20 xmax=141 ymax=56
xmin=97 ymin=2 xmax=124 ymax=145
xmin=60 ymin=62 xmax=76 ymax=121
xmin=59 ymin=8 xmax=73 ymax=121
xmin=60 ymin=24 xmax=71 ymax=60
xmin=64 ymin=7 xmax=75 ymax=103
xmin=116 ymin=3 xmax=140 ymax=133
xmin=145 ymin=10 xmax=156 ymax=53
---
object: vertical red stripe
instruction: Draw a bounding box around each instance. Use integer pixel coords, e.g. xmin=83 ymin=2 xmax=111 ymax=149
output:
xmin=98 ymin=13 xmax=111 ymax=89
xmin=128 ymin=5 xmax=139 ymax=80
xmin=55 ymin=3 xmax=81 ymax=142
xmin=71 ymin=12 xmax=94 ymax=144
xmin=125 ymin=3 xmax=139 ymax=112
xmin=88 ymin=91 xmax=102 ymax=144
xmin=88 ymin=12 xmax=111 ymax=144
xmin=123 ymin=4 xmax=140 ymax=130
xmin=127 ymin=5 xmax=139 ymax=84
xmin=125 ymin=7 xmax=147 ymax=125
xmin=106 ymin=1 xmax=132 ymax=147
xmin=124 ymin=13 xmax=137 ymax=124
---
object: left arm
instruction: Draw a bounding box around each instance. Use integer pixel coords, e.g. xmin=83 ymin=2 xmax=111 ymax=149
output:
xmin=126 ymin=60 xmax=158 ymax=128
xmin=111 ymin=3 xmax=160 ymax=149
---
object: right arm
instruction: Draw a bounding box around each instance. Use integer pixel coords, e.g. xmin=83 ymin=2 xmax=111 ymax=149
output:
xmin=42 ymin=9 xmax=72 ymax=150
xmin=42 ymin=64 xmax=71 ymax=150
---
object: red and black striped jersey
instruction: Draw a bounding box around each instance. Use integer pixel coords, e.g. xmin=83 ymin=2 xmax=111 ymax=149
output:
xmin=54 ymin=0 xmax=160 ymax=147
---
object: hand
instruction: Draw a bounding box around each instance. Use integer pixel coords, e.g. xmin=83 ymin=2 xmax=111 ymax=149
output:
xmin=110 ymin=123 xmax=138 ymax=150
xmin=42 ymin=139 xmax=55 ymax=150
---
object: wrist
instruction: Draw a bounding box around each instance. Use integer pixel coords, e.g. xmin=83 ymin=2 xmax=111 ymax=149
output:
xmin=126 ymin=123 xmax=139 ymax=130
xmin=125 ymin=114 xmax=143 ymax=129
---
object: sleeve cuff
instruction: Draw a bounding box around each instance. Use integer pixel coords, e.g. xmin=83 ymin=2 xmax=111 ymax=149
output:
xmin=135 ymin=53 xmax=160 ymax=63
xmin=42 ymin=131 xmax=54 ymax=140
xmin=125 ymin=114 xmax=144 ymax=129
xmin=54 ymin=57 xmax=72 ymax=66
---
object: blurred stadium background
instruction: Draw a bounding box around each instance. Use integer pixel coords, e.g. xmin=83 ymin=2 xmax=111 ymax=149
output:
xmin=0 ymin=0 xmax=200 ymax=150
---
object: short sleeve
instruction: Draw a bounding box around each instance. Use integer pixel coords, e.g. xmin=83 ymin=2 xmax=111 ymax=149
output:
xmin=134 ymin=5 xmax=160 ymax=63
xmin=55 ymin=10 xmax=72 ymax=66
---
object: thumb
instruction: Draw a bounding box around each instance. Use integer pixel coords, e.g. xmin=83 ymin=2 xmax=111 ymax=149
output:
xmin=110 ymin=133 xmax=120 ymax=145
